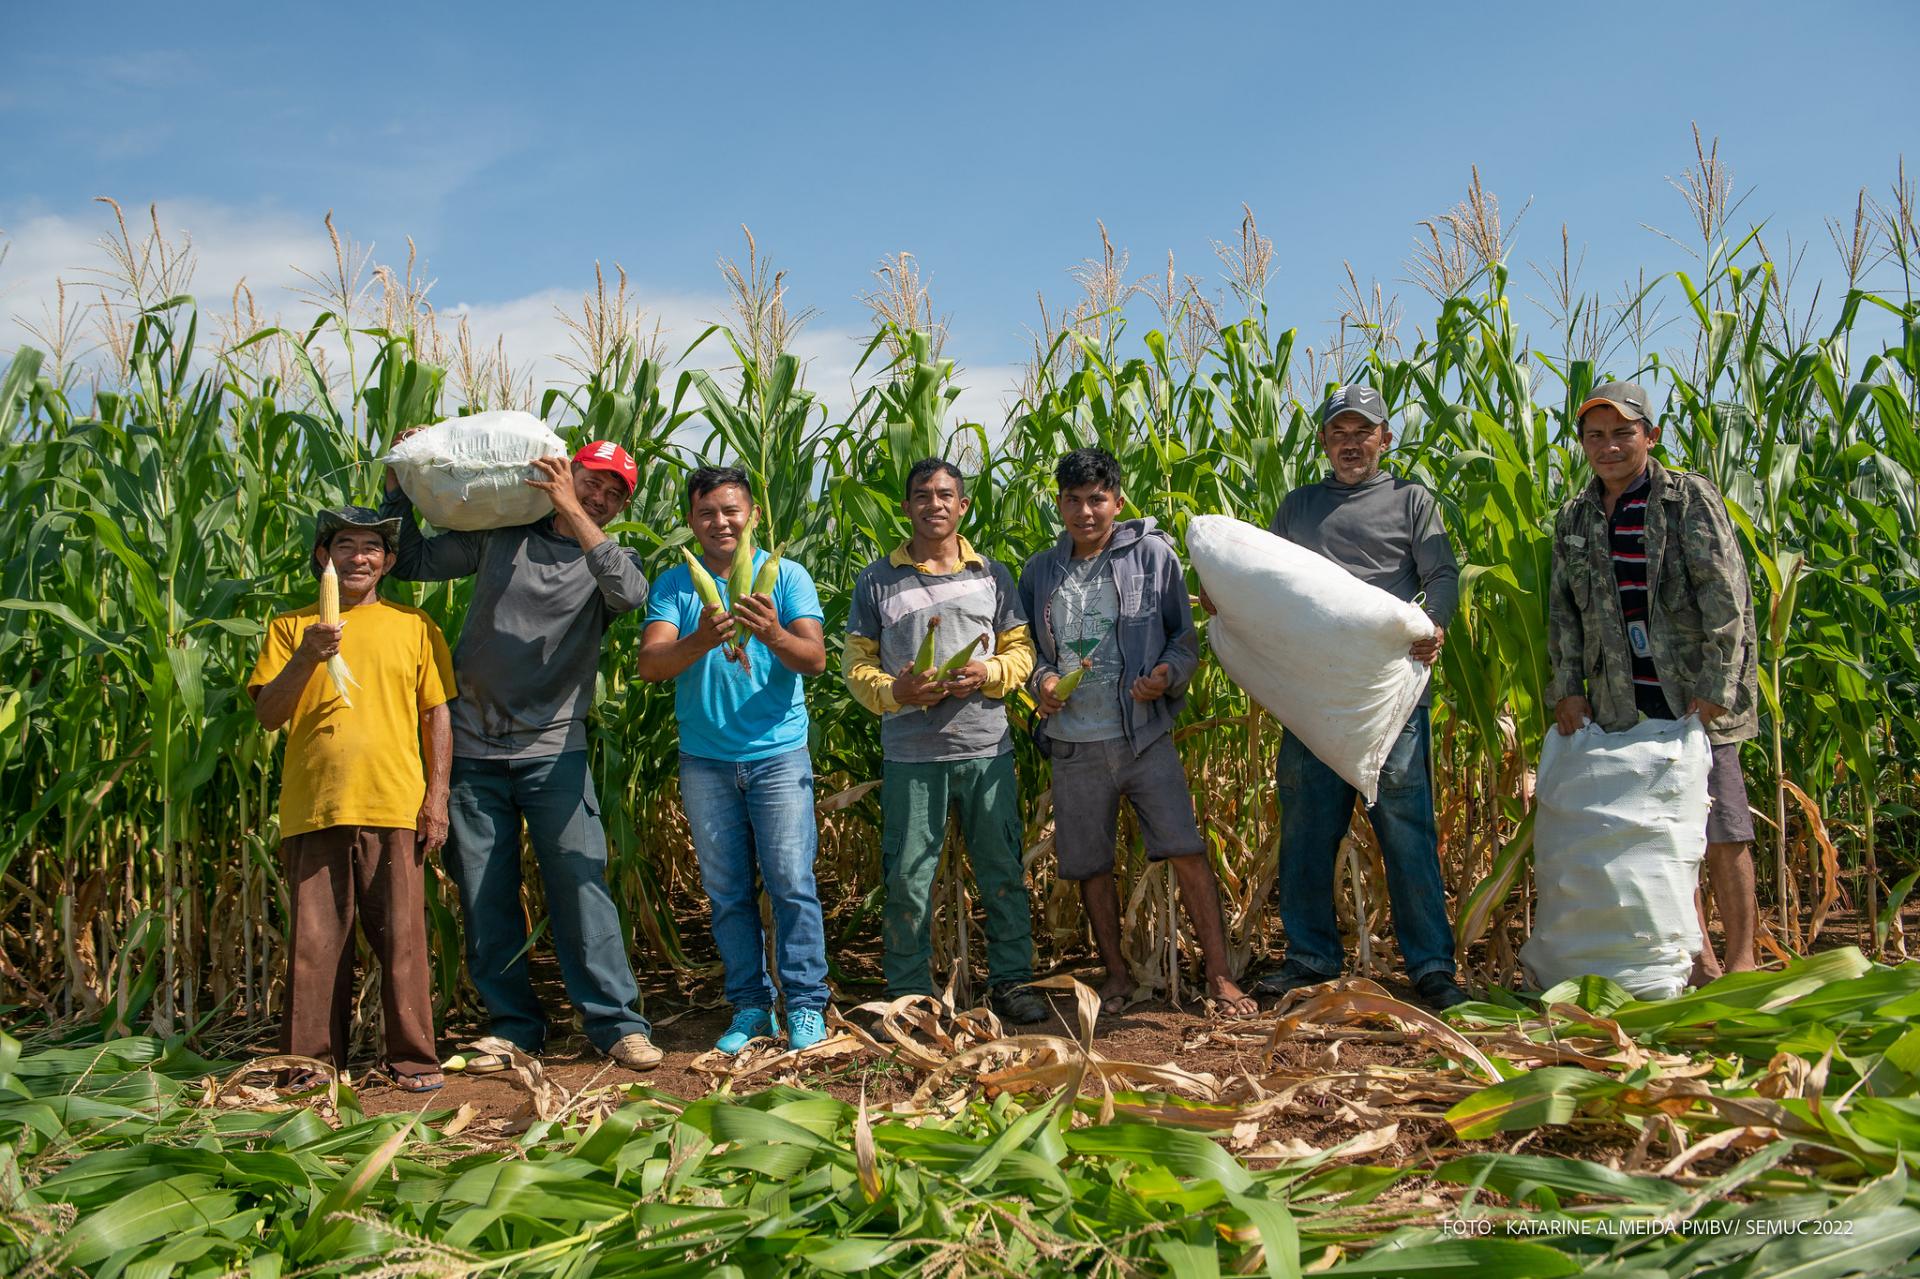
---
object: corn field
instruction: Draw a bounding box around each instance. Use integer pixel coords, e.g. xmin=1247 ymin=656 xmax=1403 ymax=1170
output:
xmin=2 ymin=154 xmax=1918 ymax=1040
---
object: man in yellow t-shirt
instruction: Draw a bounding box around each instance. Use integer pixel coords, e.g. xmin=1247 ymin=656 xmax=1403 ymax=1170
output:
xmin=248 ymin=506 xmax=456 ymax=1092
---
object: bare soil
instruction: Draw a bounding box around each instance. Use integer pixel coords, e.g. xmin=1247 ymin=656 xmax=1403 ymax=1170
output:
xmin=317 ymin=905 xmax=1912 ymax=1179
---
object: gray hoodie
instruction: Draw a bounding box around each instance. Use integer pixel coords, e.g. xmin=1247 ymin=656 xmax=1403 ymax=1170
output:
xmin=1018 ymin=517 xmax=1200 ymax=758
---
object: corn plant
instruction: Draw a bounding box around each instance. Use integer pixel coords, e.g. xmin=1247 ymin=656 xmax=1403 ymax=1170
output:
xmin=0 ymin=173 xmax=1916 ymax=1040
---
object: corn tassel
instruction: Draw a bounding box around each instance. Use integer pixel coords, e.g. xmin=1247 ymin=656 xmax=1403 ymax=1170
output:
xmin=318 ymin=561 xmax=357 ymax=707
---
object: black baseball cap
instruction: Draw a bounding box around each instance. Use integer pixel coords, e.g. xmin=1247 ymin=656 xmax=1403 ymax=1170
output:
xmin=1577 ymin=380 xmax=1654 ymax=424
xmin=1318 ymin=384 xmax=1388 ymax=427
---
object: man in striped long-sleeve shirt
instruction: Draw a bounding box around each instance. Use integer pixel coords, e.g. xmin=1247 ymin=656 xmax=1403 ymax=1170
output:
xmin=1547 ymin=381 xmax=1761 ymax=981
xmin=843 ymin=458 xmax=1049 ymax=1025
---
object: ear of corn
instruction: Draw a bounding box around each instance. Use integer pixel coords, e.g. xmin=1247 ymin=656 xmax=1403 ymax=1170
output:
xmin=912 ymin=615 xmax=941 ymax=674
xmin=727 ymin=522 xmax=756 ymax=608
xmin=752 ymin=542 xmax=785 ymax=596
xmin=1052 ymin=657 xmax=1093 ymax=701
xmin=935 ymin=633 xmax=983 ymax=677
xmin=684 ymin=546 xmax=724 ymax=611
xmin=317 ymin=561 xmax=358 ymax=707
xmin=726 ymin=522 xmax=757 ymax=655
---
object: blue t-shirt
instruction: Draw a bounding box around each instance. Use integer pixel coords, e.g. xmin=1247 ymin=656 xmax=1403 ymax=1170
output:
xmin=645 ymin=550 xmax=823 ymax=763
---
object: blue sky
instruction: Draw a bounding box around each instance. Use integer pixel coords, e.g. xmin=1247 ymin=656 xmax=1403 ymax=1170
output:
xmin=2 ymin=1 xmax=1916 ymax=407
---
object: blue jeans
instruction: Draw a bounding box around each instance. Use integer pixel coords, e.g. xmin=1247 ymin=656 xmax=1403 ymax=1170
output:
xmin=679 ymin=748 xmax=830 ymax=1013
xmin=1275 ymin=707 xmax=1456 ymax=982
xmin=445 ymin=752 xmax=649 ymax=1053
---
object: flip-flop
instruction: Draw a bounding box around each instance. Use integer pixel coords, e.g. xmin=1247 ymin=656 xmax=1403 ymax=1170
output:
xmin=1099 ymin=992 xmax=1131 ymax=1017
xmin=391 ymin=1070 xmax=444 ymax=1094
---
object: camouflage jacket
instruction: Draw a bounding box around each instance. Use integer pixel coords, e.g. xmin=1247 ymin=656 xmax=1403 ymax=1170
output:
xmin=1546 ymin=456 xmax=1760 ymax=745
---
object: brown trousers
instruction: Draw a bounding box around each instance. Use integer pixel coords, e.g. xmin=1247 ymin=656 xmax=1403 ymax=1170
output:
xmin=281 ymin=825 xmax=437 ymax=1076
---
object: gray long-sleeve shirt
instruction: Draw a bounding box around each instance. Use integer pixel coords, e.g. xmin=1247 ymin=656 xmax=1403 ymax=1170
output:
xmin=1271 ymin=469 xmax=1459 ymax=706
xmin=379 ymin=489 xmax=649 ymax=759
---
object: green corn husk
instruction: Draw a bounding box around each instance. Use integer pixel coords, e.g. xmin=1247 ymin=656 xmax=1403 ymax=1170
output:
xmin=727 ymin=522 xmax=757 ymax=607
xmin=912 ymin=615 xmax=941 ymax=673
xmin=721 ymin=522 xmax=757 ymax=656
xmin=935 ymin=633 xmax=983 ymax=677
xmin=1053 ymin=657 xmax=1093 ymax=700
xmin=683 ymin=547 xmax=724 ymax=611
xmin=751 ymin=542 xmax=785 ymax=596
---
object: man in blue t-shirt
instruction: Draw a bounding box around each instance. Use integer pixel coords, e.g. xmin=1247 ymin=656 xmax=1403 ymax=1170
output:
xmin=636 ymin=467 xmax=831 ymax=1054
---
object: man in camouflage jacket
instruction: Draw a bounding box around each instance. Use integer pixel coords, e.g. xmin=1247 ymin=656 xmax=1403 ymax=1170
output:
xmin=1547 ymin=380 xmax=1760 ymax=980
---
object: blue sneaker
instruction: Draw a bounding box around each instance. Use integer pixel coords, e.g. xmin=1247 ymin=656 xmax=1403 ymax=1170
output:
xmin=787 ymin=1007 xmax=828 ymax=1052
xmin=715 ymin=1007 xmax=775 ymax=1055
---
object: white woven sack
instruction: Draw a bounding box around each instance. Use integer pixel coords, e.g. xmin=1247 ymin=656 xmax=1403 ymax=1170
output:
xmin=382 ymin=410 xmax=569 ymax=531
xmin=1186 ymin=515 xmax=1433 ymax=803
xmin=1521 ymin=716 xmax=1711 ymax=1000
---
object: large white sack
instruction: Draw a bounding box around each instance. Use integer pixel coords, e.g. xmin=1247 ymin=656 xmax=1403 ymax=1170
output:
xmin=382 ymin=411 xmax=569 ymax=531
xmin=1520 ymin=717 xmax=1711 ymax=1000
xmin=1186 ymin=515 xmax=1433 ymax=803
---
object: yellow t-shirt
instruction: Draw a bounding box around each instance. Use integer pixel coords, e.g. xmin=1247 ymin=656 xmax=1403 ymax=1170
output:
xmin=247 ymin=597 xmax=456 ymax=839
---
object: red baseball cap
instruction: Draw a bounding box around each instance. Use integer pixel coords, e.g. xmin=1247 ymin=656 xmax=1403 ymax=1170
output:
xmin=572 ymin=440 xmax=638 ymax=494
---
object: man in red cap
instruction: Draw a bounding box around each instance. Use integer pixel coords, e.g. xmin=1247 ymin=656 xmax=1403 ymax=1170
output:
xmin=380 ymin=437 xmax=664 ymax=1071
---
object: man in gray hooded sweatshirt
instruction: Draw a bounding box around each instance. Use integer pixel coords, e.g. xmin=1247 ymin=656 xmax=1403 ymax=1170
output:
xmin=1020 ymin=447 xmax=1256 ymax=1017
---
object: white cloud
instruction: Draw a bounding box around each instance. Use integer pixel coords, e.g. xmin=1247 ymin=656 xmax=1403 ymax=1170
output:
xmin=0 ymin=198 xmax=1026 ymax=443
xmin=0 ymin=199 xmax=336 ymax=368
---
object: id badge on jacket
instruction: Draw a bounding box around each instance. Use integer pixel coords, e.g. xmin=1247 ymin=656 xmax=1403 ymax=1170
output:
xmin=1626 ymin=619 xmax=1652 ymax=658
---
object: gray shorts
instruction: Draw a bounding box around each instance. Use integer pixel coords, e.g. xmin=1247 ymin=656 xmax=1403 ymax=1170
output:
xmin=1707 ymin=741 xmax=1754 ymax=844
xmin=1050 ymin=734 xmax=1205 ymax=879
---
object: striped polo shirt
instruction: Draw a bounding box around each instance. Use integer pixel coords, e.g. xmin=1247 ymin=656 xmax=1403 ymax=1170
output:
xmin=1607 ymin=469 xmax=1673 ymax=719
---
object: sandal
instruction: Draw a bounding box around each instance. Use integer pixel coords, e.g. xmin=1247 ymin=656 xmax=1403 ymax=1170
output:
xmin=390 ymin=1070 xmax=445 ymax=1093
xmin=278 ymin=1067 xmax=332 ymax=1093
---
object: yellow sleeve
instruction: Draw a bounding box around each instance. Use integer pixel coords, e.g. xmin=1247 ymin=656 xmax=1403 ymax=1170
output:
xmin=982 ymin=624 xmax=1034 ymax=699
xmin=247 ymin=615 xmax=296 ymax=692
xmin=418 ymin=615 xmax=456 ymax=712
xmin=843 ymin=632 xmax=899 ymax=715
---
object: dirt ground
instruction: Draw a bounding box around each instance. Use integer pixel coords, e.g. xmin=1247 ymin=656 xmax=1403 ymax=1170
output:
xmin=345 ymin=965 xmax=1344 ymax=1120
xmin=319 ymin=935 xmax=1447 ymax=1126
xmin=320 ymin=906 xmax=1911 ymax=1175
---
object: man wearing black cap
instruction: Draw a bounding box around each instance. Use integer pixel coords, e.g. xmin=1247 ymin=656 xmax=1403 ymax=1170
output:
xmin=1204 ymin=385 xmax=1468 ymax=1010
xmin=380 ymin=439 xmax=662 ymax=1071
xmin=1549 ymin=381 xmax=1759 ymax=980
xmin=248 ymin=507 xmax=456 ymax=1091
